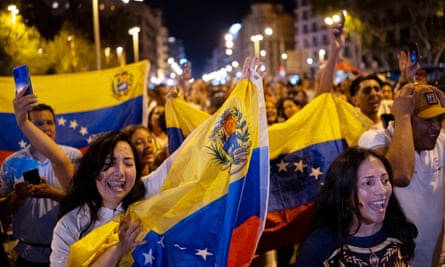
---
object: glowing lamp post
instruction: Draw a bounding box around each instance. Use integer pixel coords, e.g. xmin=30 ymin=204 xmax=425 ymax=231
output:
xmin=250 ymin=34 xmax=263 ymax=58
xmin=8 ymin=5 xmax=19 ymax=28
xmin=128 ymin=27 xmax=141 ymax=62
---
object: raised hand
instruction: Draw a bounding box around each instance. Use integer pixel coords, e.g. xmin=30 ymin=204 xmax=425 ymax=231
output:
xmin=241 ymin=56 xmax=263 ymax=84
xmin=13 ymin=85 xmax=37 ymax=127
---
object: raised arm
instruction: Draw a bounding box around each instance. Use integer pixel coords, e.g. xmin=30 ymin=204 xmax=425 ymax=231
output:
xmin=315 ymin=26 xmax=345 ymax=96
xmin=13 ymin=88 xmax=75 ymax=190
xmin=384 ymin=84 xmax=416 ymax=187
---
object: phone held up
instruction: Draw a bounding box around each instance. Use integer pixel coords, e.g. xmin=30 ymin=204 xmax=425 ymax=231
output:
xmin=334 ymin=10 xmax=346 ymax=39
xmin=407 ymin=42 xmax=420 ymax=64
xmin=23 ymin=168 xmax=40 ymax=185
xmin=12 ymin=64 xmax=34 ymax=95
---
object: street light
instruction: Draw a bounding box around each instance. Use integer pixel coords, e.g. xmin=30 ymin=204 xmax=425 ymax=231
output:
xmin=128 ymin=26 xmax=140 ymax=62
xmin=92 ymin=0 xmax=101 ymax=70
xmin=8 ymin=5 xmax=19 ymax=28
xmin=116 ymin=46 xmax=125 ymax=66
xmin=250 ymin=34 xmax=263 ymax=58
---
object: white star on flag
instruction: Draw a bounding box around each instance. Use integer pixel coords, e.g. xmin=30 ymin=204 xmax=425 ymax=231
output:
xmin=69 ymin=120 xmax=79 ymax=129
xmin=18 ymin=140 xmax=27 ymax=149
xmin=143 ymin=248 xmax=155 ymax=265
xmin=57 ymin=117 xmax=66 ymax=126
xmin=196 ymin=248 xmax=213 ymax=261
xmin=276 ymin=160 xmax=288 ymax=172
xmin=310 ymin=167 xmax=323 ymax=181
xmin=293 ymin=160 xmax=307 ymax=173
xmin=79 ymin=127 xmax=88 ymax=136
xmin=157 ymin=236 xmax=165 ymax=248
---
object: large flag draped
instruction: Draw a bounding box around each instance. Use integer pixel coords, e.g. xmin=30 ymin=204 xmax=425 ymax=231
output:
xmin=165 ymin=92 xmax=372 ymax=254
xmin=0 ymin=61 xmax=149 ymax=163
xmin=68 ymin=78 xmax=270 ymax=266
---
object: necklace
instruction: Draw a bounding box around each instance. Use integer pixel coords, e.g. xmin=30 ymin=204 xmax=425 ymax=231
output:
xmin=369 ymin=248 xmax=379 ymax=267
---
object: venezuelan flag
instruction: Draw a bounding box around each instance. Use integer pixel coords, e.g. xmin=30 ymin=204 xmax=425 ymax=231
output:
xmin=255 ymin=93 xmax=372 ymax=254
xmin=68 ymin=78 xmax=270 ymax=266
xmin=0 ymin=61 xmax=149 ymax=162
xmin=164 ymin=91 xmax=372 ymax=255
xmin=165 ymin=96 xmax=210 ymax=155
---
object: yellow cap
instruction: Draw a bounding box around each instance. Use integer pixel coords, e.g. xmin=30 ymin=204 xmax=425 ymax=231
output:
xmin=414 ymin=86 xmax=445 ymax=119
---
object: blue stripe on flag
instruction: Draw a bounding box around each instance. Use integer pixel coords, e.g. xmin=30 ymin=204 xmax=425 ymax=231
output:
xmin=268 ymin=139 xmax=347 ymax=212
xmin=0 ymin=96 xmax=142 ymax=151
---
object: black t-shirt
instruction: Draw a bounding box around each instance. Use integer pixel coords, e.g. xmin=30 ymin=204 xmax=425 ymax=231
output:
xmin=295 ymin=226 xmax=411 ymax=267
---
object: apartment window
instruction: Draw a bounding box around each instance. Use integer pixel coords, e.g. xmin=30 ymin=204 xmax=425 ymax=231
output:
xmin=312 ymin=36 xmax=318 ymax=46
xmin=311 ymin=22 xmax=318 ymax=32
xmin=303 ymin=25 xmax=308 ymax=34
xmin=303 ymin=10 xmax=308 ymax=20
xmin=322 ymin=34 xmax=328 ymax=45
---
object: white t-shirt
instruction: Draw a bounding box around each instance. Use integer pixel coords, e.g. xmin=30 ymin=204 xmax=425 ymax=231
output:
xmin=50 ymin=170 xmax=166 ymax=267
xmin=359 ymin=124 xmax=445 ymax=267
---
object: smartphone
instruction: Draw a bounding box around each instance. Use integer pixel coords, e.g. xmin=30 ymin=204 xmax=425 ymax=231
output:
xmin=181 ymin=62 xmax=192 ymax=80
xmin=408 ymin=42 xmax=419 ymax=63
xmin=12 ymin=65 xmax=34 ymax=95
xmin=334 ymin=11 xmax=346 ymax=38
xmin=23 ymin=168 xmax=40 ymax=185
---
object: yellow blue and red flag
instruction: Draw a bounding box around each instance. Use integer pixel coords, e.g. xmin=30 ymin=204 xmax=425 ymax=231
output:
xmin=256 ymin=93 xmax=372 ymax=253
xmin=0 ymin=61 xmax=149 ymax=163
xmin=68 ymin=78 xmax=270 ymax=266
xmin=165 ymin=92 xmax=372 ymax=254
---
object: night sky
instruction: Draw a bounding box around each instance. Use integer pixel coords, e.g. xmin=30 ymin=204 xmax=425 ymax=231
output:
xmin=146 ymin=0 xmax=294 ymax=77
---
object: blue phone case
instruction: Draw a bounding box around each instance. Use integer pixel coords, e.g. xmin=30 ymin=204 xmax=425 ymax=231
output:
xmin=12 ymin=65 xmax=33 ymax=95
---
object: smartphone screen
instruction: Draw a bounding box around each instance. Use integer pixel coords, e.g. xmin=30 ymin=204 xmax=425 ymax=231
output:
xmin=23 ymin=168 xmax=40 ymax=185
xmin=12 ymin=65 xmax=34 ymax=95
xmin=409 ymin=43 xmax=419 ymax=63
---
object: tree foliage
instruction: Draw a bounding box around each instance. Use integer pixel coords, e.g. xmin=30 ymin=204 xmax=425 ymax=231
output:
xmin=0 ymin=7 xmax=98 ymax=75
xmin=311 ymin=0 xmax=445 ymax=68
xmin=0 ymin=9 xmax=44 ymax=75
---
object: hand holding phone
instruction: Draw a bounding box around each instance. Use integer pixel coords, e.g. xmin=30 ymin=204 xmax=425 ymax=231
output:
xmin=408 ymin=42 xmax=419 ymax=64
xmin=334 ymin=11 xmax=346 ymax=38
xmin=23 ymin=168 xmax=41 ymax=185
xmin=13 ymin=65 xmax=34 ymax=95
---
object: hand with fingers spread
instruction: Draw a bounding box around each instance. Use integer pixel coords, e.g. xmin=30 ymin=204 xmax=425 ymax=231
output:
xmin=398 ymin=50 xmax=420 ymax=85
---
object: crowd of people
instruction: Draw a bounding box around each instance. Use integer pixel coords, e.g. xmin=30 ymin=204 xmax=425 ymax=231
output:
xmin=1 ymin=22 xmax=445 ymax=267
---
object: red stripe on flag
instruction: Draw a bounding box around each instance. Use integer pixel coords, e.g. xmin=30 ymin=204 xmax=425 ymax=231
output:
xmin=228 ymin=216 xmax=261 ymax=267
xmin=256 ymin=203 xmax=315 ymax=255
xmin=0 ymin=151 xmax=13 ymax=165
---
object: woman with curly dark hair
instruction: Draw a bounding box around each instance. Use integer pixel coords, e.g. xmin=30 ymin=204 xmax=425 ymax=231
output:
xmin=295 ymin=147 xmax=417 ymax=267
xmin=50 ymin=131 xmax=166 ymax=266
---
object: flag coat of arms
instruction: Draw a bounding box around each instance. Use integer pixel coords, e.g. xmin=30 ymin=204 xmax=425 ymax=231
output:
xmin=0 ymin=61 xmax=149 ymax=163
xmin=68 ymin=78 xmax=270 ymax=267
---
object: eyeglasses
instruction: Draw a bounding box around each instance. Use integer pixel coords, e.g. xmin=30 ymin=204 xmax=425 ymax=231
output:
xmin=360 ymin=86 xmax=381 ymax=95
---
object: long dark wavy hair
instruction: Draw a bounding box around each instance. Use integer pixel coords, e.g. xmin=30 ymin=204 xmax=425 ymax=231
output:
xmin=58 ymin=131 xmax=146 ymax=237
xmin=308 ymin=147 xmax=417 ymax=260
